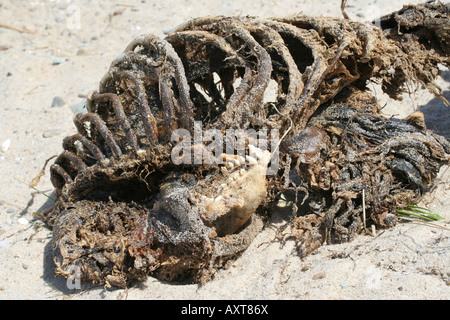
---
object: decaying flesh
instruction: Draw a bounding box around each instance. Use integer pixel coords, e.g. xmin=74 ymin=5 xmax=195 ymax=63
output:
xmin=44 ymin=2 xmax=449 ymax=288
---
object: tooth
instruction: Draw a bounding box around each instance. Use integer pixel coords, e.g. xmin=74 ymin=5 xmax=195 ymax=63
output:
xmin=214 ymin=195 xmax=223 ymax=202
xmin=230 ymin=171 xmax=240 ymax=180
xmin=248 ymin=145 xmax=271 ymax=164
xmin=249 ymin=145 xmax=257 ymax=158
xmin=255 ymin=150 xmax=264 ymax=160
xmin=246 ymin=155 xmax=257 ymax=165
xmin=249 ymin=145 xmax=264 ymax=160
xmin=226 ymin=162 xmax=234 ymax=169
xmin=233 ymin=159 xmax=241 ymax=167
xmin=239 ymin=169 xmax=245 ymax=176
xmin=221 ymin=166 xmax=228 ymax=174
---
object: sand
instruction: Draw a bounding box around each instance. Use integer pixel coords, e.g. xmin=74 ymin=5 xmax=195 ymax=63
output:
xmin=0 ymin=0 xmax=448 ymax=300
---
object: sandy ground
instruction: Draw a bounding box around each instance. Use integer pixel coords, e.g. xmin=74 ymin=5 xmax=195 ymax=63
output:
xmin=0 ymin=0 xmax=449 ymax=300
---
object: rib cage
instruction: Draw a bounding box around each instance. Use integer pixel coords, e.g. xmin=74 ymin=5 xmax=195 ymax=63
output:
xmin=51 ymin=5 xmax=449 ymax=193
xmin=45 ymin=2 xmax=450 ymax=287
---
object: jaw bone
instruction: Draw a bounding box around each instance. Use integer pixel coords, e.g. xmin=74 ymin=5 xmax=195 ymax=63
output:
xmin=192 ymin=145 xmax=272 ymax=236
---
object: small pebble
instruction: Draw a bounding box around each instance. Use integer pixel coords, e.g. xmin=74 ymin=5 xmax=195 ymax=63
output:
xmin=312 ymin=272 xmax=327 ymax=280
xmin=52 ymin=58 xmax=64 ymax=65
xmin=76 ymin=48 xmax=88 ymax=56
xmin=6 ymin=208 xmax=15 ymax=214
xmin=71 ymin=98 xmax=87 ymax=114
xmin=162 ymin=26 xmax=174 ymax=34
xmin=6 ymin=72 xmax=12 ymax=77
xmin=18 ymin=217 xmax=29 ymax=225
xmin=42 ymin=129 xmax=63 ymax=138
xmin=22 ymin=263 xmax=29 ymax=270
xmin=0 ymin=240 xmax=9 ymax=249
xmin=1 ymin=139 xmax=11 ymax=153
xmin=51 ymin=96 xmax=65 ymax=108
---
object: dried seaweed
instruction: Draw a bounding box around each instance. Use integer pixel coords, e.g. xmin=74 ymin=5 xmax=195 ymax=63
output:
xmin=44 ymin=2 xmax=449 ymax=288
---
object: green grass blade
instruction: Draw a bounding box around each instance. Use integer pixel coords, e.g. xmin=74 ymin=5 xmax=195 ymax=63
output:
xmin=406 ymin=205 xmax=443 ymax=220
xmin=397 ymin=209 xmax=436 ymax=221
xmin=398 ymin=205 xmax=444 ymax=222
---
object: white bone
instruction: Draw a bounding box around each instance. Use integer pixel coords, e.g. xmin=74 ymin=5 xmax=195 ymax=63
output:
xmin=246 ymin=155 xmax=258 ymax=165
